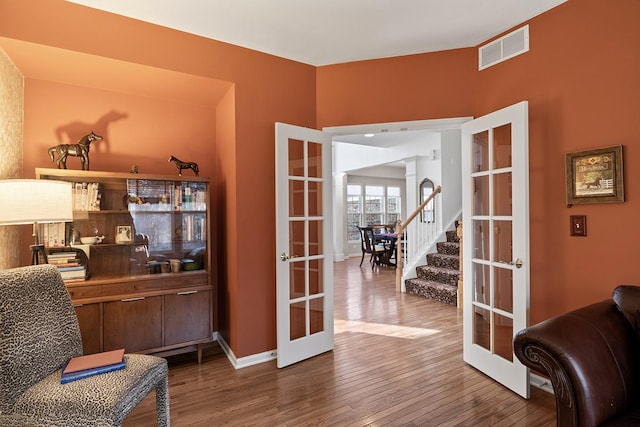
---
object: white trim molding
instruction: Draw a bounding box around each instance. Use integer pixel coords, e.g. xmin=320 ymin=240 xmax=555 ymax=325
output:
xmin=216 ymin=333 xmax=277 ymax=369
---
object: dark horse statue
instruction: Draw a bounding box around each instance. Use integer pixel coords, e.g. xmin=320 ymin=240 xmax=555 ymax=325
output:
xmin=169 ymin=155 xmax=199 ymax=176
xmin=48 ymin=131 xmax=103 ymax=170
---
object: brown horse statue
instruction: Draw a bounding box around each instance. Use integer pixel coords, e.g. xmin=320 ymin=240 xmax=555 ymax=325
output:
xmin=169 ymin=155 xmax=199 ymax=176
xmin=48 ymin=131 xmax=103 ymax=170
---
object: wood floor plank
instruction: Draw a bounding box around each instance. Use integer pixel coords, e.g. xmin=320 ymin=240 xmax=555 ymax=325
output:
xmin=123 ymin=258 xmax=556 ymax=426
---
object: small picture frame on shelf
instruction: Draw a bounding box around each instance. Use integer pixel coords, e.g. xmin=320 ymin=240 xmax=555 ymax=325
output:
xmin=115 ymin=225 xmax=132 ymax=244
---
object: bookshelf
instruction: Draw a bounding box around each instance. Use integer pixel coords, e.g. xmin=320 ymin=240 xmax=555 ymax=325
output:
xmin=36 ymin=168 xmax=213 ymax=361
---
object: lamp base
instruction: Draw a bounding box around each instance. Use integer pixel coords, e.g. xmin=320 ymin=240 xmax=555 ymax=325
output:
xmin=30 ymin=244 xmax=48 ymax=265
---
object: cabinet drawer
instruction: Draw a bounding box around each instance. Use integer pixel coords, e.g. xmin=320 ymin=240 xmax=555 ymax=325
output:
xmin=66 ymin=270 xmax=209 ymax=301
xmin=164 ymin=290 xmax=211 ymax=345
xmin=103 ymin=296 xmax=162 ymax=352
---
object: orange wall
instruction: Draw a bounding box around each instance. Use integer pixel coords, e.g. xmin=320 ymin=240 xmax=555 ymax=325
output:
xmin=317 ymin=0 xmax=640 ymax=324
xmin=22 ymin=79 xmax=216 ymax=177
xmin=0 ymin=0 xmax=317 ymax=358
xmin=317 ymin=48 xmax=476 ymax=127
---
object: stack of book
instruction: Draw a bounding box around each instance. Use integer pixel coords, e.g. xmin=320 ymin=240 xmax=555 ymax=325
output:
xmin=73 ymin=182 xmax=101 ymax=211
xmin=38 ymin=222 xmax=67 ymax=248
xmin=48 ymin=251 xmax=87 ymax=282
xmin=61 ymin=348 xmax=126 ymax=384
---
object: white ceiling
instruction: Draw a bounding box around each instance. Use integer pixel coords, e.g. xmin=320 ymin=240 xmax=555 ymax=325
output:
xmin=67 ymin=0 xmax=567 ymax=66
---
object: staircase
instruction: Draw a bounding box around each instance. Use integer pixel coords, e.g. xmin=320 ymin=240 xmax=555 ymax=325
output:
xmin=405 ymin=229 xmax=460 ymax=306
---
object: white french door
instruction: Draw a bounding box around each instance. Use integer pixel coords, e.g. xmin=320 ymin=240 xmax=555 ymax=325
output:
xmin=275 ymin=122 xmax=334 ymax=368
xmin=461 ymin=101 xmax=530 ymax=398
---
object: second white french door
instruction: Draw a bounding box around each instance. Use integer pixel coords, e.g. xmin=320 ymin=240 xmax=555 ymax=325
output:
xmin=461 ymin=101 xmax=530 ymax=398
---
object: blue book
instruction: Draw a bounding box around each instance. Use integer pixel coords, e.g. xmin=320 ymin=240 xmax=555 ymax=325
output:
xmin=57 ymin=265 xmax=85 ymax=272
xmin=60 ymin=360 xmax=126 ymax=384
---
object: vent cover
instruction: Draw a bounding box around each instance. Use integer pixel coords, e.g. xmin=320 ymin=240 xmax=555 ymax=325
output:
xmin=479 ymin=25 xmax=529 ymax=70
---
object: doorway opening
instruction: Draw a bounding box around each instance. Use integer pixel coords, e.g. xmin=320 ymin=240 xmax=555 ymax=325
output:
xmin=325 ymin=117 xmax=471 ymax=264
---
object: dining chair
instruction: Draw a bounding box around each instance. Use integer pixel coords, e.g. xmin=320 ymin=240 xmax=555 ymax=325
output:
xmin=0 ymin=264 xmax=170 ymax=427
xmin=357 ymin=226 xmax=387 ymax=268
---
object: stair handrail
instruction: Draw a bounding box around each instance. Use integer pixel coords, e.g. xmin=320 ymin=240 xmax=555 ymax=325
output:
xmin=395 ymin=185 xmax=442 ymax=291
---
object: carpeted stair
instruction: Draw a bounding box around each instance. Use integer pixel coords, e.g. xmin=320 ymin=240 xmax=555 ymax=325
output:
xmin=405 ymin=230 xmax=460 ymax=306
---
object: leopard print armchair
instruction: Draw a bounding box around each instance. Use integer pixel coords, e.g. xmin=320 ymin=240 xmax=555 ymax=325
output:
xmin=0 ymin=264 xmax=170 ymax=426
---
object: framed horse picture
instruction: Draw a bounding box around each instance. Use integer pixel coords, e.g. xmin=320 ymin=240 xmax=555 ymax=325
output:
xmin=565 ymin=145 xmax=624 ymax=205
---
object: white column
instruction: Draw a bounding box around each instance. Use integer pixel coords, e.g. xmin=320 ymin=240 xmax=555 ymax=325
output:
xmin=332 ymin=172 xmax=346 ymax=261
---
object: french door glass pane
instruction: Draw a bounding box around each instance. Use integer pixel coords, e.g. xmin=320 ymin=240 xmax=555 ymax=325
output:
xmin=494 ymin=172 xmax=512 ymax=216
xmin=289 ymin=180 xmax=305 ymax=217
xmin=308 ymin=181 xmax=322 ymax=217
xmin=307 ymin=142 xmax=322 ymax=178
xmin=289 ymin=261 xmax=305 ymax=300
xmin=308 ymin=220 xmax=322 ymax=256
xmin=473 ymin=263 xmax=490 ymax=305
xmin=309 ymin=297 xmax=324 ymax=335
xmin=493 ymin=220 xmax=512 ymax=263
xmin=473 ymin=175 xmax=489 ymax=216
xmin=494 ymin=314 xmax=514 ymax=362
xmin=473 ymin=220 xmax=490 ymax=260
xmin=309 ymin=259 xmax=322 ymax=294
xmin=493 ymin=124 xmax=512 ymax=169
xmin=288 ymin=139 xmax=304 ymax=177
xmin=289 ymin=220 xmax=305 ymax=258
xmin=473 ymin=306 xmax=491 ymax=351
xmin=472 ymin=131 xmax=489 ymax=172
xmin=495 ymin=267 xmax=513 ymax=313
xmin=290 ymin=301 xmax=306 ymax=340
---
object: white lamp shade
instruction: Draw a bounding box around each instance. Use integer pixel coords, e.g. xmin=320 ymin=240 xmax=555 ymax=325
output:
xmin=0 ymin=179 xmax=73 ymax=225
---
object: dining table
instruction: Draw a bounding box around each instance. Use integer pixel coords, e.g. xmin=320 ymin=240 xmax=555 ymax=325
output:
xmin=373 ymin=232 xmax=398 ymax=267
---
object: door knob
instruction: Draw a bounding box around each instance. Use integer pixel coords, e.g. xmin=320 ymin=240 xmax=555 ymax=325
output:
xmin=280 ymin=252 xmax=299 ymax=262
xmin=498 ymin=258 xmax=523 ymax=269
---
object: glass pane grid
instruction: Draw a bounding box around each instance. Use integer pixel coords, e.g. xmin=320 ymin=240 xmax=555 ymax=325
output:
xmin=474 ymin=126 xmax=518 ymax=357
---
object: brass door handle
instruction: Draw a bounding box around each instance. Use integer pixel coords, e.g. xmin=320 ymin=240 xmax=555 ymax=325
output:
xmin=498 ymin=258 xmax=523 ymax=269
xmin=280 ymin=252 xmax=299 ymax=262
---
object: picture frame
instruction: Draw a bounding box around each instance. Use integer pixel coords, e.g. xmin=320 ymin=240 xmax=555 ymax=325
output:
xmin=565 ymin=145 xmax=624 ymax=205
xmin=115 ymin=225 xmax=133 ymax=244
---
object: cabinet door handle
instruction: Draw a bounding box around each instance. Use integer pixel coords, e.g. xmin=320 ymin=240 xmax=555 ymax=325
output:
xmin=177 ymin=291 xmax=198 ymax=296
xmin=121 ymin=297 xmax=145 ymax=302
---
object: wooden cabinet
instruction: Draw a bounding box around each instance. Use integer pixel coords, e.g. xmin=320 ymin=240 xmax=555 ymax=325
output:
xmin=73 ymin=303 xmax=101 ymax=355
xmin=104 ymin=296 xmax=163 ymax=352
xmin=37 ymin=168 xmax=213 ymax=361
xmin=164 ymin=289 xmax=211 ymax=346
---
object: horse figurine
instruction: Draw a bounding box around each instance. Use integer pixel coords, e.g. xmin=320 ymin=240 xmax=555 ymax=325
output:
xmin=169 ymin=155 xmax=199 ymax=176
xmin=48 ymin=131 xmax=103 ymax=170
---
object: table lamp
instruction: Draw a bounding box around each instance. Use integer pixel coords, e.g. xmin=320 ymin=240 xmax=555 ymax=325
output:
xmin=0 ymin=179 xmax=73 ymax=265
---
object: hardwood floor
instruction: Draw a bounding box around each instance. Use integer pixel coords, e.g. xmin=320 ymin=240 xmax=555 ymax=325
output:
xmin=124 ymin=258 xmax=556 ymax=426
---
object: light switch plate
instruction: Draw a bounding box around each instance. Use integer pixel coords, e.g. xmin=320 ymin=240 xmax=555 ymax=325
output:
xmin=570 ymin=215 xmax=586 ymax=237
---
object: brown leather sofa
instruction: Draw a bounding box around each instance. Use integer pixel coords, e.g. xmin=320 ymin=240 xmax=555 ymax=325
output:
xmin=514 ymin=285 xmax=640 ymax=426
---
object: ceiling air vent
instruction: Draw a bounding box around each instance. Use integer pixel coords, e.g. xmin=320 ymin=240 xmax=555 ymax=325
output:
xmin=479 ymin=25 xmax=529 ymax=70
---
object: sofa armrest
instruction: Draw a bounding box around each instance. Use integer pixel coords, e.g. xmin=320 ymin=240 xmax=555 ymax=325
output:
xmin=514 ymin=301 xmax=640 ymax=427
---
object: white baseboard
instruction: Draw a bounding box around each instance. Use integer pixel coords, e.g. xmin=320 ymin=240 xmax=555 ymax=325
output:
xmin=215 ymin=333 xmax=277 ymax=369
xmin=531 ymin=373 xmax=554 ymax=394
